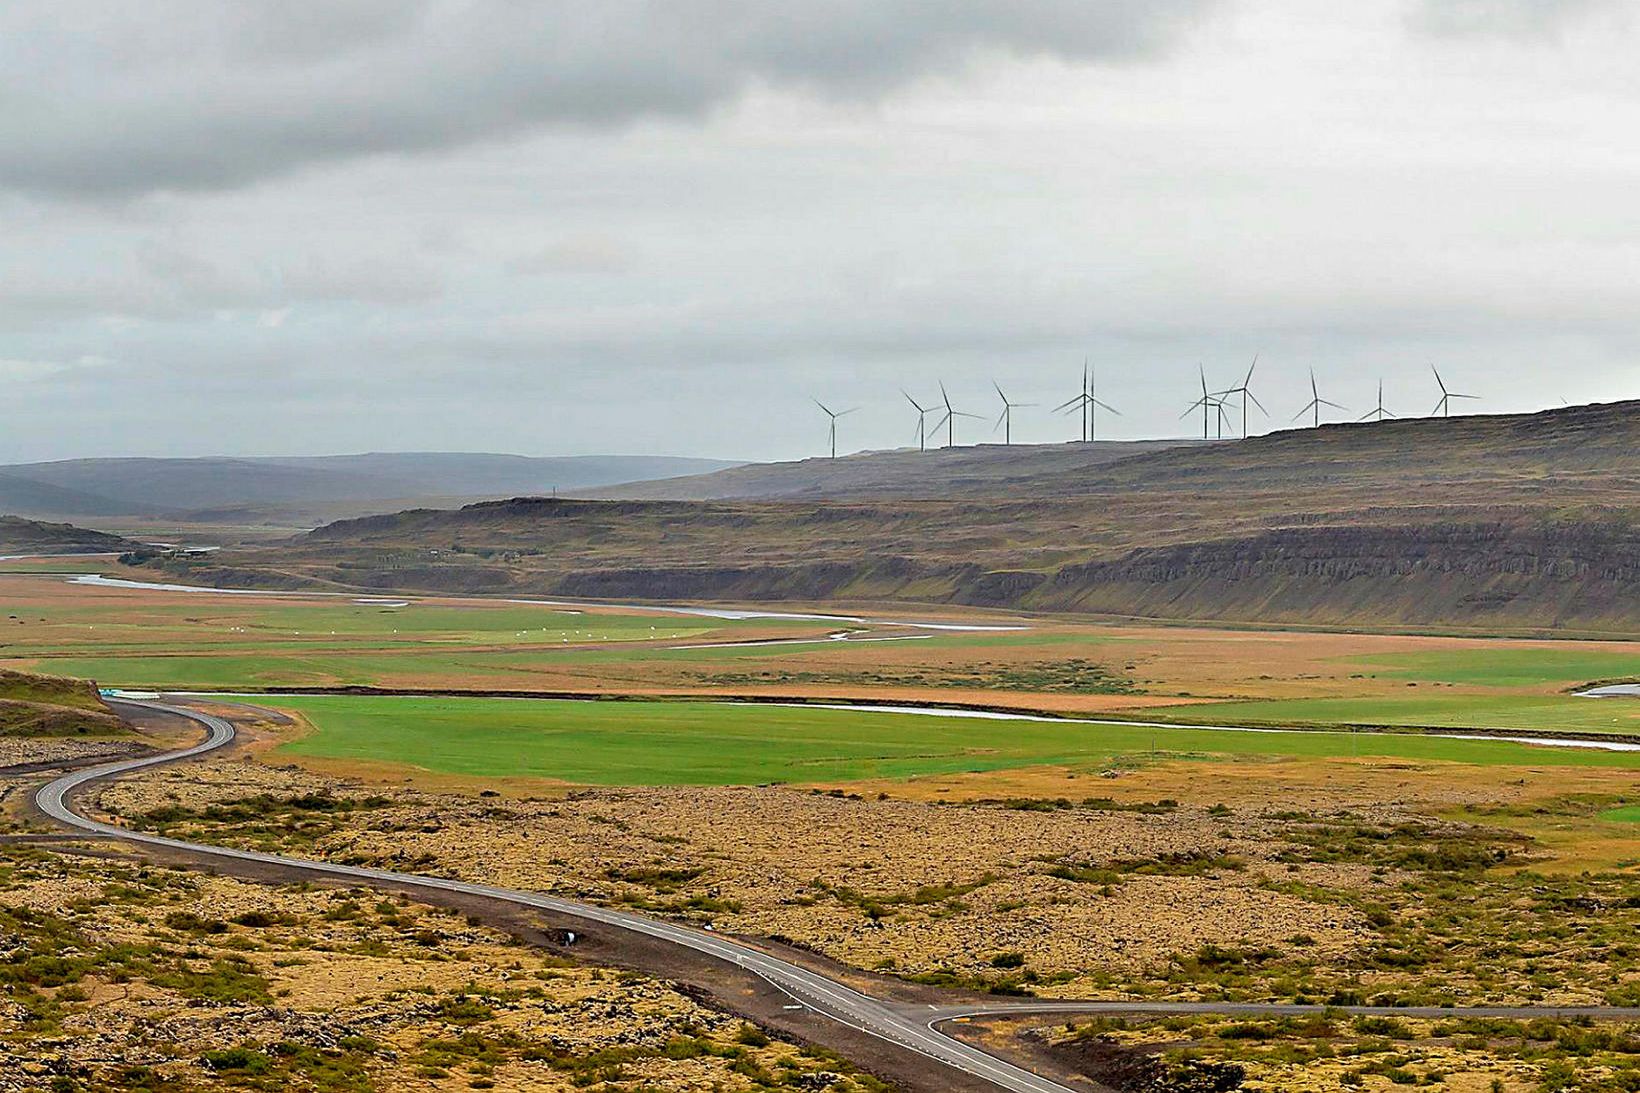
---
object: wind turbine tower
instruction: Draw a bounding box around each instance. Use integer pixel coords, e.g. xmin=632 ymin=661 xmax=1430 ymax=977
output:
xmin=1182 ymin=367 xmax=1228 ymax=440
xmin=992 ymin=382 xmax=1035 ymax=445
xmin=813 ymin=400 xmax=857 ymax=460
xmin=937 ymin=383 xmax=983 ymax=448
xmin=1057 ymin=362 xmax=1122 ymax=442
xmin=1359 ymin=380 xmax=1395 ymax=422
xmin=1218 ymin=355 xmax=1266 ymax=438
xmin=1430 ymin=366 xmax=1479 ymax=418
xmin=1293 ymin=369 xmax=1347 ymax=428
xmin=1055 ymin=362 xmax=1092 ymax=442
xmin=902 ymin=390 xmax=935 ymax=452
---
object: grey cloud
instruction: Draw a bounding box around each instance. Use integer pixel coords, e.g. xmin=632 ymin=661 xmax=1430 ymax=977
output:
xmin=505 ymin=236 xmax=641 ymax=277
xmin=0 ymin=1 xmax=1215 ymax=199
xmin=1407 ymin=0 xmax=1626 ymax=38
xmin=4 ymin=2 xmax=1638 ymax=464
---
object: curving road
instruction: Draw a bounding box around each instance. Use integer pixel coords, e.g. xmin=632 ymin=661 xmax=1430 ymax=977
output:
xmin=35 ymin=701 xmax=1640 ymax=1093
xmin=36 ymin=699 xmax=1081 ymax=1093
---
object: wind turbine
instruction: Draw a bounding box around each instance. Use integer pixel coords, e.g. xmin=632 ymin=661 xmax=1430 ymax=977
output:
xmin=992 ymin=382 xmax=1035 ymax=445
xmin=902 ymin=390 xmax=935 ymax=452
xmin=1055 ymin=361 xmax=1120 ymax=441
xmin=1217 ymin=355 xmax=1266 ymax=439
xmin=1430 ymin=366 xmax=1479 ymax=418
xmin=1055 ymin=361 xmax=1093 ymax=442
xmin=813 ymin=400 xmax=857 ymax=460
xmin=1181 ymin=366 xmax=1227 ymax=440
xmin=1359 ymin=380 xmax=1395 ymax=422
xmin=936 ymin=382 xmax=983 ymax=448
xmin=1292 ymin=369 xmax=1347 ymax=428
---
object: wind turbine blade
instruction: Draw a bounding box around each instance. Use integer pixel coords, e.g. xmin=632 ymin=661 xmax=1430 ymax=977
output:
xmin=1357 ymin=407 xmax=1377 ymax=422
xmin=956 ymin=411 xmax=985 ymax=420
xmin=994 ymin=409 xmax=1008 ymax=431
xmin=838 ymin=407 xmax=860 ymax=417
xmin=1319 ymin=399 xmax=1348 ymax=410
xmin=902 ymin=389 xmax=925 ymax=413
xmin=1243 ymin=353 xmax=1258 ymax=387
xmin=993 ymin=381 xmax=1007 ymax=403
xmin=1292 ymin=401 xmax=1317 ymax=422
xmin=1053 ymin=395 xmax=1084 ymax=412
xmin=1431 ymin=365 xmax=1448 ymax=395
xmin=939 ymin=381 xmax=951 ymax=410
xmin=1092 ymin=399 xmax=1121 ymax=415
xmin=813 ymin=399 xmax=833 ymax=416
xmin=1245 ymin=390 xmax=1268 ymax=414
xmin=1451 ymin=392 xmax=1480 ymax=400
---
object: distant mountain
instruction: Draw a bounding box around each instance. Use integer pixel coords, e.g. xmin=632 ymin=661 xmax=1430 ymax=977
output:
xmin=0 ymin=472 xmax=142 ymax=518
xmin=0 ymin=453 xmax=743 ymax=521
xmin=589 ymin=440 xmax=1200 ymax=500
xmin=0 ymin=515 xmax=138 ymax=556
xmin=260 ymin=453 xmax=744 ymax=498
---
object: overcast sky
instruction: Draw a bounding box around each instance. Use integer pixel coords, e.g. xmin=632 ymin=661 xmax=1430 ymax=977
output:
xmin=3 ymin=0 xmax=1637 ymax=462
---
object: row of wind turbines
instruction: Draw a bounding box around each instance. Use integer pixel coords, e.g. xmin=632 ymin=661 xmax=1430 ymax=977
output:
xmin=814 ymin=362 xmax=1479 ymax=458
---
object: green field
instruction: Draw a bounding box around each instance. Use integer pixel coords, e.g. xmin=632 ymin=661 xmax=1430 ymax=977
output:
xmin=1601 ymin=805 xmax=1640 ymax=824
xmin=266 ymin=696 xmax=1640 ymax=786
xmin=1127 ymin=693 xmax=1640 ymax=736
xmin=1349 ymin=647 xmax=1640 ymax=688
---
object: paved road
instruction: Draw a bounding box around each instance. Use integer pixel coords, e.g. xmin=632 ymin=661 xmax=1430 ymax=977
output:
xmin=923 ymin=1000 xmax=1640 ymax=1024
xmin=36 ymin=699 xmax=1081 ymax=1093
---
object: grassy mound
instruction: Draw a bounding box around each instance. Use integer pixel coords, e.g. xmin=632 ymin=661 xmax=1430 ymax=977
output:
xmin=0 ymin=669 xmax=126 ymax=737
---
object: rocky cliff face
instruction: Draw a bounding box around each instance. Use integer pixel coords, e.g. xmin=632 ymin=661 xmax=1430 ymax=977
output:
xmin=1027 ymin=519 xmax=1640 ymax=629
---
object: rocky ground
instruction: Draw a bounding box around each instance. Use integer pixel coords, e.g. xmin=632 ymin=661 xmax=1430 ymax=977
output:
xmin=0 ymin=841 xmax=889 ymax=1092
xmin=94 ymin=755 xmax=1520 ymax=1002
xmin=0 ymin=737 xmax=144 ymax=769
xmin=94 ymin=756 xmax=1373 ymax=994
xmin=88 ymin=743 xmax=1640 ymax=1015
xmin=1026 ymin=1011 xmax=1640 ymax=1093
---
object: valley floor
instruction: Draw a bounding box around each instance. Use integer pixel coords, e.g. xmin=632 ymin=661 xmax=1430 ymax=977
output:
xmin=2 ymin=566 xmax=1638 ymax=1091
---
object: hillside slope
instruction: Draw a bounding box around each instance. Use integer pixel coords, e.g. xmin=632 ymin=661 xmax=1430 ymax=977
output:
xmin=0 ymin=669 xmax=127 ymax=737
xmin=590 ymin=440 xmax=1197 ymax=500
xmin=0 ymin=515 xmax=137 ymax=556
xmin=131 ymin=402 xmax=1640 ymax=634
